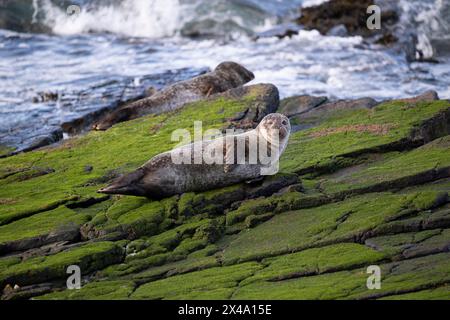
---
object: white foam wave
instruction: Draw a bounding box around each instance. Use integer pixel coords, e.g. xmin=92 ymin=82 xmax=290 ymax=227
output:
xmin=36 ymin=0 xmax=182 ymax=38
xmin=31 ymin=0 xmax=292 ymax=38
xmin=399 ymin=0 xmax=450 ymax=58
xmin=302 ymin=0 xmax=330 ymax=8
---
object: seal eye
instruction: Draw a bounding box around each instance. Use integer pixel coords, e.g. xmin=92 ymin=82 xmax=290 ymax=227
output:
xmin=282 ymin=120 xmax=287 ymax=126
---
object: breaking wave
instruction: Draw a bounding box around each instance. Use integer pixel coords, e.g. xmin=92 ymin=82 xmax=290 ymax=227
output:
xmin=1 ymin=0 xmax=304 ymax=38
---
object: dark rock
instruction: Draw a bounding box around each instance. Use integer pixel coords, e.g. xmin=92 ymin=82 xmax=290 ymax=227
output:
xmin=65 ymin=195 xmax=110 ymax=209
xmin=84 ymin=165 xmax=93 ymax=173
xmin=278 ymin=95 xmax=328 ymax=117
xmin=193 ymin=220 xmax=224 ymax=243
xmin=245 ymin=174 xmax=299 ymax=199
xmin=297 ymin=0 xmax=398 ymax=37
xmin=21 ymin=128 xmax=63 ymax=153
xmin=334 ymin=166 xmax=450 ymax=200
xmin=0 ymin=225 xmax=80 ymax=255
xmin=61 ymin=106 xmax=118 ymax=135
xmin=254 ymin=23 xmax=303 ymax=40
xmin=374 ymin=32 xmax=398 ymax=46
xmin=93 ymin=62 xmax=255 ymax=130
xmin=181 ymin=19 xmax=251 ymax=39
xmin=60 ymin=69 xmax=206 ymax=135
xmin=225 ymin=83 xmax=280 ymax=130
xmin=2 ymin=284 xmax=13 ymax=297
xmin=17 ymin=241 xmax=75 ymax=261
xmin=9 ymin=167 xmax=55 ymax=182
xmin=396 ymin=90 xmax=439 ymax=104
xmin=276 ymin=183 xmax=305 ymax=195
xmin=409 ymin=106 xmax=450 ymax=145
xmin=1 ymin=283 xmax=55 ymax=300
xmin=32 ymin=91 xmax=59 ymax=103
xmin=245 ymin=212 xmax=275 ymax=228
xmin=291 ymin=97 xmax=378 ymax=131
xmin=0 ymin=68 xmax=208 ymax=158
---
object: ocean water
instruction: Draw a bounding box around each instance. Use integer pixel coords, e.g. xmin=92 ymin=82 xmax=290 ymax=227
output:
xmin=0 ymin=0 xmax=449 ymax=151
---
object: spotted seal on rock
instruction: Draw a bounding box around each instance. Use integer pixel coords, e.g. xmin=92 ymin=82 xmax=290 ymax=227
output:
xmin=93 ymin=61 xmax=255 ymax=130
xmin=98 ymin=113 xmax=291 ymax=198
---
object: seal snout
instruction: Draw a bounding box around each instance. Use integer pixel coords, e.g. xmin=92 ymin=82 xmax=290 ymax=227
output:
xmin=279 ymin=126 xmax=288 ymax=139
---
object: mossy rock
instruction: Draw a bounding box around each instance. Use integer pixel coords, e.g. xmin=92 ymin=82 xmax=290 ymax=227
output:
xmin=1 ymin=94 xmax=449 ymax=300
xmin=232 ymin=252 xmax=450 ymax=299
xmin=0 ymin=241 xmax=124 ymax=288
xmin=221 ymin=189 xmax=447 ymax=264
xmin=379 ymin=285 xmax=450 ymax=300
xmin=35 ymin=280 xmax=135 ymax=300
xmin=0 ymin=88 xmax=265 ymax=226
xmin=130 ymin=262 xmax=262 ymax=300
xmin=281 ymin=100 xmax=450 ymax=174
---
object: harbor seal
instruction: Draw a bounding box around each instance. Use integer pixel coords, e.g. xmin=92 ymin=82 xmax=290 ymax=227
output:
xmin=93 ymin=61 xmax=254 ymax=130
xmin=98 ymin=113 xmax=291 ymax=198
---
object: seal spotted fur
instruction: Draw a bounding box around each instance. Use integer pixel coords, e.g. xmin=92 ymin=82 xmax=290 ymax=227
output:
xmin=98 ymin=113 xmax=291 ymax=198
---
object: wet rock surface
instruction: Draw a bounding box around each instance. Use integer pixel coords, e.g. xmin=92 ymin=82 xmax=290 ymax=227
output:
xmin=92 ymin=62 xmax=255 ymax=131
xmin=278 ymin=95 xmax=328 ymax=117
xmin=0 ymin=83 xmax=449 ymax=300
xmin=0 ymin=68 xmax=207 ymax=156
xmin=286 ymin=96 xmax=379 ymax=132
xmin=293 ymin=0 xmax=429 ymax=62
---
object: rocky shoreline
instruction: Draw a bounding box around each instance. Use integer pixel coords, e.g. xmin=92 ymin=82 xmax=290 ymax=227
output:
xmin=1 ymin=0 xmax=446 ymax=157
xmin=0 ymin=61 xmax=449 ymax=299
xmin=257 ymin=0 xmax=428 ymax=63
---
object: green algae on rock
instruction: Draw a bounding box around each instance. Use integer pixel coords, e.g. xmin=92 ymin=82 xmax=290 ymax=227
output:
xmin=221 ymin=189 xmax=447 ymax=264
xmin=0 ymin=91 xmax=449 ymax=300
xmin=282 ymin=100 xmax=450 ymax=174
xmin=0 ymin=84 xmax=276 ymax=236
xmin=36 ymin=280 xmax=136 ymax=300
xmin=232 ymin=252 xmax=450 ymax=300
xmin=131 ymin=262 xmax=262 ymax=300
xmin=0 ymin=241 xmax=124 ymax=289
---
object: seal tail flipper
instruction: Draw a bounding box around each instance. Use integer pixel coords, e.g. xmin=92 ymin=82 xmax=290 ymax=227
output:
xmin=97 ymin=184 xmax=137 ymax=195
xmin=97 ymin=168 xmax=146 ymax=196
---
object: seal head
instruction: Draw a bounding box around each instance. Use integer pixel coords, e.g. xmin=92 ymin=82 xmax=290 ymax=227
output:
xmin=257 ymin=113 xmax=291 ymax=146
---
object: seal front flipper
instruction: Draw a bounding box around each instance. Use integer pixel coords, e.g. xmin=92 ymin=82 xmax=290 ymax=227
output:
xmin=223 ymin=134 xmax=251 ymax=173
xmin=223 ymin=136 xmax=237 ymax=173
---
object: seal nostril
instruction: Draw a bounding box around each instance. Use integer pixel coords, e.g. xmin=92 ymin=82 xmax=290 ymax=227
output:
xmin=282 ymin=120 xmax=287 ymax=126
